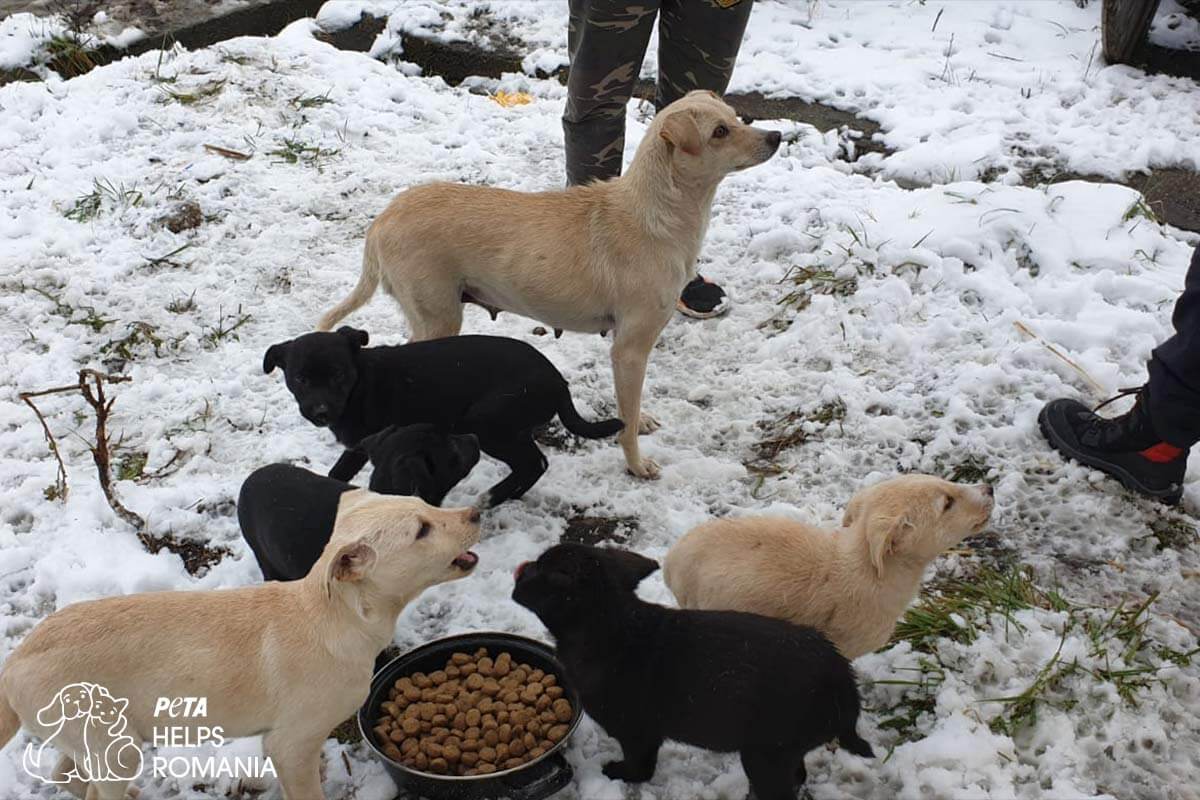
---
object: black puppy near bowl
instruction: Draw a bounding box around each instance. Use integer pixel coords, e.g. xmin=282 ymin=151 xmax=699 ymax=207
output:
xmin=360 ymin=632 xmax=582 ymax=800
xmin=238 ymin=423 xmax=480 ymax=582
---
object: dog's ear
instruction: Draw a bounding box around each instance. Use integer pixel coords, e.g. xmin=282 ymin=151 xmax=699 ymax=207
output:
xmin=325 ymin=539 xmax=378 ymax=598
xmin=841 ymin=494 xmax=864 ymax=528
xmin=659 ymin=111 xmax=702 ymax=157
xmin=337 ymin=326 xmax=370 ymax=348
xmin=865 ymin=515 xmax=912 ymax=579
xmin=604 ymin=549 xmax=659 ymax=590
xmin=263 ymin=342 xmax=290 ymax=374
xmin=356 ymin=425 xmax=397 ymax=459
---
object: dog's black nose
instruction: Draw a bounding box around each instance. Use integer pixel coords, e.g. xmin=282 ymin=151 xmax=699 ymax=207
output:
xmin=467 ymin=508 xmax=481 ymax=524
xmin=980 ymin=484 xmax=994 ymax=497
xmin=766 ymin=130 xmax=782 ymax=149
xmin=309 ymin=406 xmax=329 ymax=425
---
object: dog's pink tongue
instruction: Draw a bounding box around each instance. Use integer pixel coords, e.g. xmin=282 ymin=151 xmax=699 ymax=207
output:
xmin=453 ymin=551 xmax=479 ymax=570
xmin=514 ymin=561 xmax=530 ymax=581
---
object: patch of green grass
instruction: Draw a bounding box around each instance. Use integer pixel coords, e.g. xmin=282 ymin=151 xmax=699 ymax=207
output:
xmin=101 ymin=321 xmax=165 ymax=362
xmin=779 ymin=265 xmax=859 ymax=312
xmin=1140 ymin=516 xmax=1197 ymax=552
xmin=63 ymin=178 xmax=143 ymax=222
xmin=116 ymin=451 xmax=148 ymax=481
xmin=44 ymin=32 xmax=98 ymax=77
xmin=946 ymin=455 xmax=992 ymax=484
xmin=872 ymin=659 xmax=945 ymax=742
xmin=202 ymin=306 xmax=252 ymax=349
xmin=1122 ymin=196 xmax=1159 ymax=225
xmin=266 ymin=137 xmax=340 ymax=170
xmin=900 ymin=571 xmax=1200 ymax=736
xmin=166 ymin=292 xmax=197 ymax=314
xmin=751 ymin=398 xmax=847 ymax=466
xmin=892 ymin=565 xmax=1067 ymax=652
xmin=30 ymin=286 xmax=115 ymax=332
xmin=291 ymin=90 xmax=333 ymax=109
xmin=158 ymin=79 xmax=226 ymax=105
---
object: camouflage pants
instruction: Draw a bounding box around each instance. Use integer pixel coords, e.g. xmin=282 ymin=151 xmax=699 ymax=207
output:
xmin=563 ymin=0 xmax=754 ymax=186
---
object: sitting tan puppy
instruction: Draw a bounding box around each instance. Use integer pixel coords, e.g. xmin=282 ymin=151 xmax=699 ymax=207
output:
xmin=0 ymin=492 xmax=481 ymax=800
xmin=664 ymin=475 xmax=993 ymax=659
xmin=317 ymin=90 xmax=782 ymax=480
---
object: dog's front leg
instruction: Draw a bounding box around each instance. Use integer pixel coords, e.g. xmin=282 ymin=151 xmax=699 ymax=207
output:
xmin=328 ymin=448 xmax=369 ymax=482
xmin=610 ymin=321 xmax=666 ymax=479
xmin=264 ymin=730 xmax=326 ymax=800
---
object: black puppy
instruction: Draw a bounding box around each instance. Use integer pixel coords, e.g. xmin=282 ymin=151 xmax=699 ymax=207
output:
xmin=512 ymin=544 xmax=874 ymax=799
xmin=238 ymin=424 xmax=479 ymax=581
xmin=263 ymin=327 xmax=623 ymax=506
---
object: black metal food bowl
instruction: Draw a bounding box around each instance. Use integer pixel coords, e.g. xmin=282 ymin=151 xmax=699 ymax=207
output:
xmin=360 ymin=632 xmax=581 ymax=800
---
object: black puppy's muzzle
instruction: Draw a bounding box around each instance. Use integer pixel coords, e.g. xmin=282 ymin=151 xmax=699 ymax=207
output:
xmin=305 ymin=404 xmax=331 ymax=426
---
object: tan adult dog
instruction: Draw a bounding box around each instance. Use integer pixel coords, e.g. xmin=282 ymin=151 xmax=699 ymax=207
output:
xmin=0 ymin=493 xmax=481 ymax=800
xmin=664 ymin=475 xmax=994 ymax=659
xmin=317 ymin=91 xmax=782 ymax=479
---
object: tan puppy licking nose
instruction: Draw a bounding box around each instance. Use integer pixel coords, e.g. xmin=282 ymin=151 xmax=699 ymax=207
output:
xmin=663 ymin=475 xmax=994 ymax=659
xmin=0 ymin=493 xmax=481 ymax=800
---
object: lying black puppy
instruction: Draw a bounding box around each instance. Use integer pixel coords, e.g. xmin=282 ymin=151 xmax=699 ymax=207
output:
xmin=263 ymin=327 xmax=623 ymax=506
xmin=512 ymin=544 xmax=873 ymax=799
xmin=238 ymin=424 xmax=479 ymax=581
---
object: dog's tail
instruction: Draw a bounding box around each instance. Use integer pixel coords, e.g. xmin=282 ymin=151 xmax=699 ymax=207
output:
xmin=0 ymin=685 xmax=20 ymax=751
xmin=317 ymin=239 xmax=381 ymax=331
xmin=557 ymin=385 xmax=624 ymax=439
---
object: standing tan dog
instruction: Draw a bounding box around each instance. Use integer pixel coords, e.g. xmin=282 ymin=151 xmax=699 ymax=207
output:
xmin=664 ymin=476 xmax=994 ymax=659
xmin=0 ymin=493 xmax=481 ymax=800
xmin=317 ymin=91 xmax=782 ymax=478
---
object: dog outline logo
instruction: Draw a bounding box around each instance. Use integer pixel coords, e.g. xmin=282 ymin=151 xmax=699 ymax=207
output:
xmin=22 ymin=682 xmax=143 ymax=784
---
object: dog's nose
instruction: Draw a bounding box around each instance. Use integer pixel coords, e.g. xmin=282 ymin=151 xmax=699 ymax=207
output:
xmin=467 ymin=508 xmax=481 ymax=524
xmin=979 ymin=483 xmax=994 ymax=497
xmin=766 ymin=130 xmax=782 ymax=148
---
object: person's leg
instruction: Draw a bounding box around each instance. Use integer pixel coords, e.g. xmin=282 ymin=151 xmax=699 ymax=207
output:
xmin=564 ymin=0 xmax=660 ymax=186
xmin=656 ymin=0 xmax=755 ymax=318
xmin=1145 ymin=244 xmax=1200 ymax=447
xmin=656 ymin=0 xmax=754 ymax=111
xmin=1039 ymin=244 xmax=1199 ymax=504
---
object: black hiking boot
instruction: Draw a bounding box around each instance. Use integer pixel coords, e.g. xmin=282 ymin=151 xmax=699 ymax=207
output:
xmin=1038 ymin=388 xmax=1189 ymax=504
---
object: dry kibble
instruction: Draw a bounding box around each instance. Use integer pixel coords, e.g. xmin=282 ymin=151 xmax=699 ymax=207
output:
xmin=374 ymin=649 xmax=573 ymax=776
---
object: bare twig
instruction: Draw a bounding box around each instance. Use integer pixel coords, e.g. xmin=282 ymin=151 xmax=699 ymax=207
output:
xmin=19 ymin=393 xmax=69 ymax=500
xmin=77 ymin=369 xmax=144 ymax=530
xmin=203 ymin=143 xmax=251 ymax=161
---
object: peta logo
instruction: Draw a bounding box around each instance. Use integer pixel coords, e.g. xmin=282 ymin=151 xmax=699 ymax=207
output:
xmin=23 ymin=682 xmax=143 ymax=784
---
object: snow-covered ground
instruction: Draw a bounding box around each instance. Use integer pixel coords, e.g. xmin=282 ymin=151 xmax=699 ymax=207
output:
xmin=335 ymin=0 xmax=1200 ymax=185
xmin=0 ymin=1 xmax=1198 ymax=799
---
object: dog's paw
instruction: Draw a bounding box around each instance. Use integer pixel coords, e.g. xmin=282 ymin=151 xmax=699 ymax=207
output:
xmin=637 ymin=412 xmax=661 ymax=435
xmin=627 ymin=458 xmax=661 ymax=480
xmin=602 ymin=760 xmax=651 ymax=783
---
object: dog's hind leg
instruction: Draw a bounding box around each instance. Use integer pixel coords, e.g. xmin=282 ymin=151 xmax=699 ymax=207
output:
xmin=740 ymin=748 xmax=797 ymax=800
xmin=475 ymin=434 xmax=548 ymax=507
xmin=601 ymin=733 xmax=662 ymax=783
xmin=395 ymin=281 xmax=464 ymax=342
xmin=52 ymin=756 xmax=88 ymax=799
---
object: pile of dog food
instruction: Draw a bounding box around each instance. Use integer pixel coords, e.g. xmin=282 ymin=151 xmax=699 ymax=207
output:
xmin=372 ymin=648 xmax=574 ymax=776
